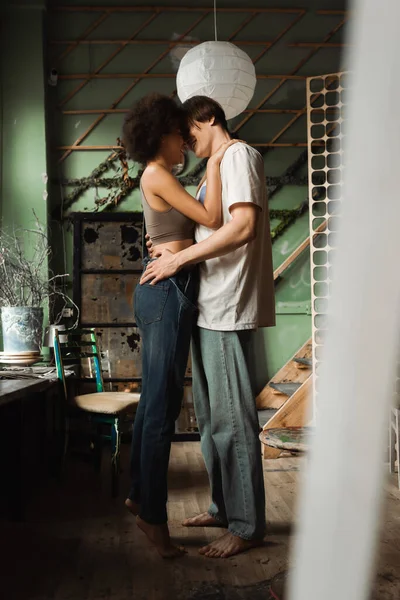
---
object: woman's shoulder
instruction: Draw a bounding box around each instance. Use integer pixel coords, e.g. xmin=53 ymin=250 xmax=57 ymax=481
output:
xmin=142 ymin=163 xmax=163 ymax=180
xmin=142 ymin=163 xmax=174 ymax=190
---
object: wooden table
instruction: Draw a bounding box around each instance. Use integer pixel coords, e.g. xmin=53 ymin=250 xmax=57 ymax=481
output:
xmin=0 ymin=378 xmax=58 ymax=407
xmin=0 ymin=377 xmax=62 ymax=520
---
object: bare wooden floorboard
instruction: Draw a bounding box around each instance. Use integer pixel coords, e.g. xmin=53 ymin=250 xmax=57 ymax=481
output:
xmin=0 ymin=443 xmax=398 ymax=599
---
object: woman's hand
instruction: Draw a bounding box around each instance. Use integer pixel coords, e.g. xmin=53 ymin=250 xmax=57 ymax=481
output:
xmin=208 ymin=139 xmax=242 ymax=166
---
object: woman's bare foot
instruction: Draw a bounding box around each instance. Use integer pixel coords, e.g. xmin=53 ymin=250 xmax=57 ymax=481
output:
xmin=199 ymin=532 xmax=263 ymax=558
xmin=182 ymin=512 xmax=227 ymax=528
xmin=136 ymin=516 xmax=186 ymax=559
xmin=125 ymin=498 xmax=140 ymax=516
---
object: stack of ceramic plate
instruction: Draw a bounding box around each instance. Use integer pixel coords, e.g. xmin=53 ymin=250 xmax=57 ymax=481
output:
xmin=0 ymin=351 xmax=41 ymax=366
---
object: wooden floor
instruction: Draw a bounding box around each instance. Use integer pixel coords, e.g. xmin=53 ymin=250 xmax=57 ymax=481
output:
xmin=0 ymin=442 xmax=399 ymax=600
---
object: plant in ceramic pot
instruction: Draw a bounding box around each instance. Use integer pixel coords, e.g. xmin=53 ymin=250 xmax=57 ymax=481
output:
xmin=0 ymin=217 xmax=77 ymax=354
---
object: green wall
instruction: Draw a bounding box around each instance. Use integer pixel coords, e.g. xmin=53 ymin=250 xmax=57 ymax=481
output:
xmin=0 ymin=1 xmax=48 ymax=229
xmin=0 ymin=1 xmax=49 ymax=341
xmin=1 ymin=0 xmax=346 ymax=390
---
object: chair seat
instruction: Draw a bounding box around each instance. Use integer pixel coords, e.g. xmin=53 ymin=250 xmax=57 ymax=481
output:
xmin=73 ymin=392 xmax=140 ymax=415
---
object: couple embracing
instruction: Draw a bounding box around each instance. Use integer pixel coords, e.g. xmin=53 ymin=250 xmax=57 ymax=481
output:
xmin=122 ymin=93 xmax=275 ymax=559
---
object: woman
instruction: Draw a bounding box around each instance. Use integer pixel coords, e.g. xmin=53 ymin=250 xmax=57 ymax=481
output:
xmin=122 ymin=93 xmax=236 ymax=558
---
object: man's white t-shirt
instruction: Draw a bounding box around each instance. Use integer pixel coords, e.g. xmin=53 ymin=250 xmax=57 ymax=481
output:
xmin=195 ymin=142 xmax=275 ymax=331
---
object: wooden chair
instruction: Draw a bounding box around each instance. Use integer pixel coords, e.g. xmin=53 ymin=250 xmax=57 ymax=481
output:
xmin=389 ymin=407 xmax=400 ymax=490
xmin=53 ymin=327 xmax=140 ymax=496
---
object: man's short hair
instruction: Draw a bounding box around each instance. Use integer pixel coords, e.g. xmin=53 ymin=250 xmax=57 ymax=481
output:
xmin=182 ymin=96 xmax=229 ymax=132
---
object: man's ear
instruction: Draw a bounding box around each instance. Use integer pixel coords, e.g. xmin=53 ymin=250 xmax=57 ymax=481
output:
xmin=209 ymin=116 xmax=216 ymax=126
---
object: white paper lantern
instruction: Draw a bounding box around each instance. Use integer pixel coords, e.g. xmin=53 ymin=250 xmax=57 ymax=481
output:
xmin=176 ymin=41 xmax=256 ymax=120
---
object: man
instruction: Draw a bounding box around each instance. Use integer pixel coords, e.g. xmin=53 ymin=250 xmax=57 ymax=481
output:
xmin=141 ymin=96 xmax=275 ymax=558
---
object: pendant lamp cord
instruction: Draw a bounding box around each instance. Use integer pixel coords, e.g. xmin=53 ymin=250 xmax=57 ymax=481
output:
xmin=214 ymin=0 xmax=218 ymax=41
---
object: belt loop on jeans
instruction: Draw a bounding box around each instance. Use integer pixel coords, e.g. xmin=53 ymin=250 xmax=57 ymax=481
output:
xmin=143 ymin=256 xmax=158 ymax=268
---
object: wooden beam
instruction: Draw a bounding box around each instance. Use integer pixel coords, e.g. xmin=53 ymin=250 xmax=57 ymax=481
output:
xmin=61 ymin=108 xmax=305 ymax=116
xmin=52 ymin=6 xmax=305 ymax=15
xmin=273 ymin=220 xmax=327 ymax=281
xmin=256 ymin=339 xmax=312 ymax=410
xmin=266 ymin=25 xmax=348 ymax=146
xmin=57 ymin=11 xmax=111 ymax=62
xmin=316 ymin=10 xmax=349 ymax=15
xmin=55 ymin=8 xmax=309 ymax=162
xmin=58 ymin=13 xmax=158 ymax=108
xmin=225 ymin=11 xmax=259 ymax=43
xmin=252 ymin=143 xmax=307 ymax=147
xmin=57 ymin=145 xmax=124 ymax=151
xmin=233 ymin=16 xmax=348 ymax=134
xmin=289 ymin=43 xmax=351 ymax=48
xmin=51 ymin=39 xmax=275 ymax=46
xmin=170 ymin=9 xmax=306 ymax=100
xmin=53 ymin=40 xmax=352 ymax=49
xmin=58 ymin=73 xmax=308 ymax=80
xmin=251 ymin=11 xmax=307 ymax=72
xmin=55 ymin=142 xmax=308 ymax=152
xmin=57 ymin=11 xmax=210 ymax=163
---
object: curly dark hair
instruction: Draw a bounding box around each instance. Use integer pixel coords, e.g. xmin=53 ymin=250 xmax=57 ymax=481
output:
xmin=122 ymin=93 xmax=187 ymax=164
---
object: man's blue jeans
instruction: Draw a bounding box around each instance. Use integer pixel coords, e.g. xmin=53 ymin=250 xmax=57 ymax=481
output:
xmin=128 ymin=262 xmax=198 ymax=524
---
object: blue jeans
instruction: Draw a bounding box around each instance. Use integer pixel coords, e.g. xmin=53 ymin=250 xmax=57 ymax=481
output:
xmin=128 ymin=261 xmax=198 ymax=525
xmin=192 ymin=326 xmax=266 ymax=540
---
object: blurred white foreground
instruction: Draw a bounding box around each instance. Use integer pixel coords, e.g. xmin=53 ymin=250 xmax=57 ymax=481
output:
xmin=289 ymin=1 xmax=400 ymax=599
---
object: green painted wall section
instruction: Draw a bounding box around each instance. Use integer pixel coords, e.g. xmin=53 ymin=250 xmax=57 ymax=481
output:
xmin=0 ymin=2 xmax=48 ymax=230
xmin=0 ymin=2 xmax=49 ymax=343
xmin=1 ymin=0 xmax=346 ymax=388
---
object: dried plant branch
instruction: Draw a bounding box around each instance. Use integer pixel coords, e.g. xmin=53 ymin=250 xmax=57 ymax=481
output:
xmin=0 ymin=218 xmax=77 ymax=325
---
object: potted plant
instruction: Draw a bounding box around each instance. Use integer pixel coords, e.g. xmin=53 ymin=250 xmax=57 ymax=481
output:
xmin=0 ymin=216 xmax=77 ymax=354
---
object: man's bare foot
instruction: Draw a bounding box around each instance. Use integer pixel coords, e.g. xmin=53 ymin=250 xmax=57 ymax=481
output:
xmin=182 ymin=512 xmax=227 ymax=528
xmin=199 ymin=532 xmax=263 ymax=558
xmin=125 ymin=498 xmax=140 ymax=516
xmin=136 ymin=516 xmax=186 ymax=559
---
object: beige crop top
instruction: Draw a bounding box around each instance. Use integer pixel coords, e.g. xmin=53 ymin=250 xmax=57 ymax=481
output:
xmin=140 ymin=182 xmax=195 ymax=245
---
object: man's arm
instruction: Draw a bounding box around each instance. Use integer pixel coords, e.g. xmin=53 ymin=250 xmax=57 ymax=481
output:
xmin=140 ymin=203 xmax=259 ymax=285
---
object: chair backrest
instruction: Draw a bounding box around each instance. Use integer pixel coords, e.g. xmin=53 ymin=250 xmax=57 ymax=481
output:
xmin=54 ymin=328 xmax=105 ymax=396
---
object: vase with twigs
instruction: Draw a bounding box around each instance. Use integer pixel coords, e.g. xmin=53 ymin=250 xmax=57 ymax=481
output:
xmin=0 ymin=215 xmax=78 ymax=357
